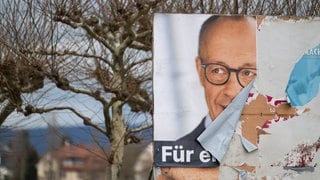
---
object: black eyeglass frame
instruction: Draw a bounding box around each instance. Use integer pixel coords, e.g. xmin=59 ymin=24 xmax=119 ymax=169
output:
xmin=201 ymin=63 xmax=257 ymax=88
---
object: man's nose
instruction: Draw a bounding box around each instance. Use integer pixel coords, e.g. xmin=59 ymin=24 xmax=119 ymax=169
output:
xmin=222 ymin=72 xmax=243 ymax=98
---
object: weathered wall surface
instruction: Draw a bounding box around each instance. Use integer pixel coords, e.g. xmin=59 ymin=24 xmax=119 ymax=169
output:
xmin=220 ymin=17 xmax=320 ymax=179
xmin=256 ymin=16 xmax=320 ymax=179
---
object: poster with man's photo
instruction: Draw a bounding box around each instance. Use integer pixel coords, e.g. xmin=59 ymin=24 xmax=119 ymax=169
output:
xmin=153 ymin=14 xmax=320 ymax=179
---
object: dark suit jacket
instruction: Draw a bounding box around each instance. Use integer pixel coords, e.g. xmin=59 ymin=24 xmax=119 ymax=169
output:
xmin=174 ymin=118 xmax=220 ymax=167
xmin=154 ymin=118 xmax=219 ymax=167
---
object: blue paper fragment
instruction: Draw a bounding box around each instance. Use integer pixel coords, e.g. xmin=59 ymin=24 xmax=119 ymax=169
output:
xmin=286 ymin=44 xmax=320 ymax=106
xmin=197 ymin=82 xmax=253 ymax=162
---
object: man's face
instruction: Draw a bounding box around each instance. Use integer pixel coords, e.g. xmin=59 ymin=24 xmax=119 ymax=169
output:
xmin=196 ymin=17 xmax=256 ymax=120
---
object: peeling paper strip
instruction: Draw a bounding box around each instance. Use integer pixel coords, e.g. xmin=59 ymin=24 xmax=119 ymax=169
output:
xmin=197 ymin=82 xmax=253 ymax=163
xmin=240 ymin=136 xmax=257 ymax=152
xmin=230 ymin=163 xmax=256 ymax=180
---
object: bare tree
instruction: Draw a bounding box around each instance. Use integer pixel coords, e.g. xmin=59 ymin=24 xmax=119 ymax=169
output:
xmin=0 ymin=0 xmax=46 ymax=126
xmin=1 ymin=0 xmax=155 ymax=179
xmin=1 ymin=0 xmax=320 ymax=179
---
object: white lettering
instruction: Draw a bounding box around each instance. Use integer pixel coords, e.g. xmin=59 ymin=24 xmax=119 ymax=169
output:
xmin=186 ymin=149 xmax=194 ymax=162
xmin=162 ymin=146 xmax=172 ymax=162
xmin=199 ymin=151 xmax=211 ymax=163
xmin=173 ymin=145 xmax=184 ymax=162
xmin=305 ymin=48 xmax=320 ymax=56
xmin=161 ymin=145 xmax=194 ymax=163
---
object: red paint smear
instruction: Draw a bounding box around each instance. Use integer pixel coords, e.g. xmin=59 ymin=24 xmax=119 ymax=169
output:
xmin=283 ymin=138 xmax=320 ymax=167
xmin=266 ymin=95 xmax=272 ymax=102
xmin=274 ymin=99 xmax=288 ymax=106
xmin=262 ymin=120 xmax=272 ymax=128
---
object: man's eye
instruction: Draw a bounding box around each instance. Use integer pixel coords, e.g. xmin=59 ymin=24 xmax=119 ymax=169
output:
xmin=242 ymin=69 xmax=256 ymax=77
xmin=211 ymin=68 xmax=225 ymax=74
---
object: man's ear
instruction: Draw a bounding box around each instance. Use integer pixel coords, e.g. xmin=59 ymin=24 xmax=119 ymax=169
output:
xmin=195 ymin=56 xmax=205 ymax=86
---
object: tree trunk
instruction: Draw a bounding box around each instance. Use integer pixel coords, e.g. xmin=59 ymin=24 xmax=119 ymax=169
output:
xmin=109 ymin=100 xmax=126 ymax=180
xmin=0 ymin=102 xmax=16 ymax=126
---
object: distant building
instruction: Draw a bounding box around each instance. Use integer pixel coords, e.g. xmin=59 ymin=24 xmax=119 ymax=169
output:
xmin=0 ymin=143 xmax=12 ymax=180
xmin=37 ymin=143 xmax=108 ymax=180
xmin=119 ymin=143 xmax=153 ymax=180
xmin=133 ymin=143 xmax=153 ymax=180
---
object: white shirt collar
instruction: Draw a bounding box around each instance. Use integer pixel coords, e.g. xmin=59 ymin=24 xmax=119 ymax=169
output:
xmin=204 ymin=114 xmax=212 ymax=128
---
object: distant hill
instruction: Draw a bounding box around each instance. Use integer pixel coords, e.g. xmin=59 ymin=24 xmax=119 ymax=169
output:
xmin=0 ymin=126 xmax=152 ymax=156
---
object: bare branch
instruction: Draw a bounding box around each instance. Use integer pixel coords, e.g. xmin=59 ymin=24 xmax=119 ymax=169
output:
xmin=136 ymin=30 xmax=152 ymax=39
xmin=126 ymin=57 xmax=152 ymax=71
xmin=129 ymin=42 xmax=151 ymax=51
xmin=127 ymin=124 xmax=152 ymax=135
xmin=25 ymin=105 xmax=107 ymax=135
xmin=119 ymin=3 xmax=155 ymax=52
xmin=53 ymin=16 xmax=116 ymax=54
xmin=26 ymin=49 xmax=113 ymax=67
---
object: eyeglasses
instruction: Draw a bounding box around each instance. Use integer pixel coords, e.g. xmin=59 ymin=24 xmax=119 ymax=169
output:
xmin=201 ymin=63 xmax=257 ymax=88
